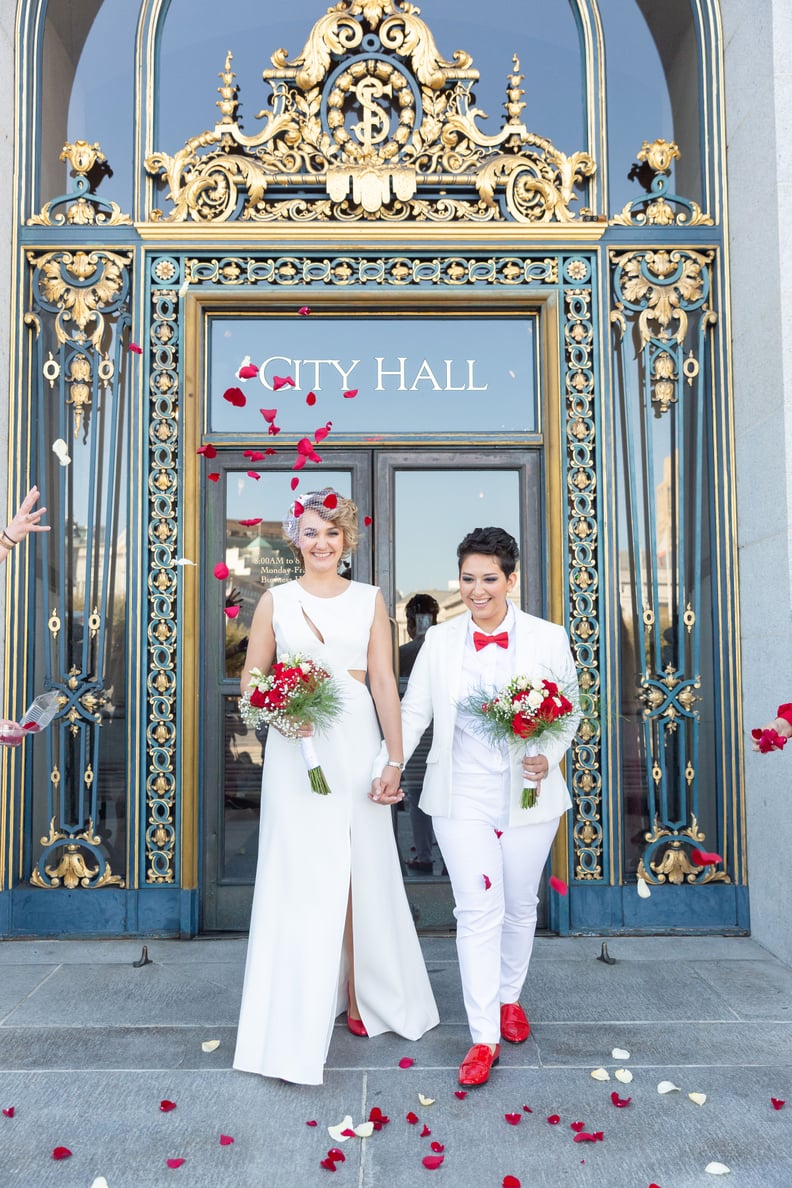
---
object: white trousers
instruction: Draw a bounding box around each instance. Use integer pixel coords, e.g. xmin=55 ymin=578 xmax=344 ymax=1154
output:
xmin=432 ymin=814 xmax=561 ymax=1044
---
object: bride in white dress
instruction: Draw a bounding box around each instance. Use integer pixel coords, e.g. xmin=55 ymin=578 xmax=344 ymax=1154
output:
xmin=233 ymin=489 xmax=438 ymax=1085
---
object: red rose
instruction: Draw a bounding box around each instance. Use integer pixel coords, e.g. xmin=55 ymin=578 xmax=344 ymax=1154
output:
xmin=249 ymin=688 xmax=268 ymax=708
xmin=512 ymin=711 xmax=535 ymax=739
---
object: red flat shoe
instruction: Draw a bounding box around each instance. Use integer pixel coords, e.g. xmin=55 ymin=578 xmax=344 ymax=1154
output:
xmin=458 ymin=1043 xmax=500 ymax=1087
xmin=500 ymin=1002 xmax=530 ymax=1044
xmin=347 ymin=1014 xmax=368 ymax=1038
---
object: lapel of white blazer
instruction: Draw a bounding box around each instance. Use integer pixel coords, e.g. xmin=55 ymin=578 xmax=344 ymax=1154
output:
xmin=512 ymin=608 xmax=536 ymax=672
xmin=444 ymin=613 xmax=470 ymax=707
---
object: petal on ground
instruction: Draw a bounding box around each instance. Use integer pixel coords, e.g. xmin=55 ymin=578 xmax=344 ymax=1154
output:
xmin=399 ymin=1057 xmax=414 ymax=1069
xmin=201 ymin=1040 xmax=220 ymax=1052
xmin=704 ymin=1163 xmax=731 ymax=1175
xmin=590 ymin=1068 xmax=610 ymax=1081
xmin=614 ymin=1069 xmax=633 ymax=1083
xmin=611 ymin=1048 xmax=630 ymax=1060
xmin=657 ymin=1081 xmax=681 ymax=1094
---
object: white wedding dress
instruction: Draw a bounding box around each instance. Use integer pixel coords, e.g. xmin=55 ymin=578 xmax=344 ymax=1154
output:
xmin=233 ymin=579 xmax=439 ymax=1084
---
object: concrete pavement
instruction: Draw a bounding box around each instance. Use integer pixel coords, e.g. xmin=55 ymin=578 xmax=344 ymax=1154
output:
xmin=1 ymin=935 xmax=791 ymax=1187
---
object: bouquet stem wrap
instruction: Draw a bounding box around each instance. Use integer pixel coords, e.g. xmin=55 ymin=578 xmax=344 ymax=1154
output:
xmin=522 ymin=740 xmax=539 ymax=809
xmin=300 ymin=735 xmax=331 ymax=795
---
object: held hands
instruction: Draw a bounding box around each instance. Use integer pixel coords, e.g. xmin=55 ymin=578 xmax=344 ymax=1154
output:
xmin=369 ymin=767 xmax=405 ymax=806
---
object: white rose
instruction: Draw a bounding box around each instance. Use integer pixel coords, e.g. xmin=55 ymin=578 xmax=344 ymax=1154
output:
xmin=527 ymin=689 xmax=544 ymax=709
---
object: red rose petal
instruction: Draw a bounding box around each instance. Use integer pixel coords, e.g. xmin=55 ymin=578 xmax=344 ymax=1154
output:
xmin=224 ymin=606 xmax=240 ymax=619
xmin=369 ymin=1107 xmax=390 ymax=1129
xmin=260 ymin=408 xmax=277 ymax=423
xmin=522 ymin=1105 xmax=533 ymax=1113
xmin=160 ymin=1100 xmax=177 ymax=1112
xmin=264 ymin=448 xmax=277 ymax=456
xmin=244 ymin=450 xmax=266 ymax=461
xmin=219 ymin=1134 xmax=234 ymax=1145
xmin=23 ymin=722 xmax=40 ymax=732
xmin=292 ymin=455 xmax=307 ymax=470
xmin=166 ymin=1158 xmax=185 ymax=1169
xmin=504 ymin=1113 xmax=521 ymax=1125
xmin=314 ymin=421 xmax=332 ymax=443
xmin=549 ymin=875 xmax=568 ymax=896
xmin=268 ymin=424 xmax=281 ymax=436
xmin=340 ymin=1129 xmax=356 ymax=1138
xmin=363 ymin=515 xmax=373 ymax=527
xmin=406 ymin=1111 xmax=419 ymax=1124
xmin=494 ymin=829 xmax=504 ymax=838
xmin=420 ymin=1124 xmax=431 ymax=1137
xmin=573 ymin=1131 xmax=603 ymax=1143
xmin=247 ymin=471 xmax=261 ymax=480
xmin=423 ymin=1155 xmax=444 ymax=1170
xmin=398 ymin=1055 xmax=415 ymax=1071
xmin=306 ymin=392 xmax=317 ymax=406
xmin=294 ymin=501 xmax=304 ymax=516
xmin=431 ymin=1142 xmax=444 ymax=1152
xmin=503 ymin=1178 xmax=521 ymax=1188
xmin=772 ymin=1097 xmax=786 ymax=1110
xmin=298 ymin=306 xmax=311 ymax=316
xmin=213 ymin=563 xmax=230 ymax=580
xmin=611 ymin=1091 xmax=632 ymax=1108
xmin=323 ymin=493 xmax=338 ymax=509
xmin=129 ymin=342 xmax=143 ymax=354
xmin=208 ymin=473 xmax=220 ymax=482
xmin=238 ymin=364 xmax=259 ymax=379
xmin=455 ymin=1090 xmax=467 ymax=1099
xmin=483 ymin=874 xmax=492 ymax=890
xmin=320 ymin=1158 xmax=337 ymax=1171
xmin=570 ymin=1120 xmax=585 ymax=1132
xmin=52 ymin=1147 xmax=72 ymax=1160
xmin=306 ymin=1120 xmax=318 ymax=1126
xmin=239 ymin=518 xmax=263 ymax=527
xmin=197 ymin=444 xmax=217 ymax=458
xmin=2 ymin=1107 xmax=15 ymax=1117
xmin=691 ymin=847 xmax=722 ymax=865
xmin=343 ymin=388 xmax=358 ymax=399
xmin=547 ymin=1114 xmax=560 ymax=1125
xmin=291 ymin=478 xmax=300 ymax=491
xmin=223 ymin=386 xmax=246 ymax=408
xmin=273 ymin=375 xmax=295 ymax=390
xmin=327 ymin=1148 xmax=346 ymax=1162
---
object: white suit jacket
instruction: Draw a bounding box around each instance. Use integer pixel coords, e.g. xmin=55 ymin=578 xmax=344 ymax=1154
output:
xmin=377 ymin=608 xmax=580 ymax=828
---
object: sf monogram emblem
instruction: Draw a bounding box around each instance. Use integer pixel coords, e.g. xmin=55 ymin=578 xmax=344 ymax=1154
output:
xmin=351 ymin=77 xmax=392 ymax=148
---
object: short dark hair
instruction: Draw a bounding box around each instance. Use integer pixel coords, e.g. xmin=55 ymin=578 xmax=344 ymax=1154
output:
xmin=405 ymin=593 xmax=440 ymax=628
xmin=456 ymin=527 xmax=519 ymax=578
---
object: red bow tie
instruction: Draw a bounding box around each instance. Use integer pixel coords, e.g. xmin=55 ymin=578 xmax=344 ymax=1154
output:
xmin=473 ymin=630 xmax=509 ymax=651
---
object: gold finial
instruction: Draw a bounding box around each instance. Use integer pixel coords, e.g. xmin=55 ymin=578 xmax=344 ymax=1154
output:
xmin=504 ymin=54 xmax=525 ymax=124
xmin=217 ymin=51 xmax=238 ymax=124
xmin=637 ymin=139 xmax=680 ymax=175
xmin=60 ymin=140 xmax=105 ymax=176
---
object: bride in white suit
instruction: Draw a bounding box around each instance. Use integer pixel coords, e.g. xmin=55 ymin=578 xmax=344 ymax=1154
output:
xmin=374 ymin=527 xmax=579 ymax=1087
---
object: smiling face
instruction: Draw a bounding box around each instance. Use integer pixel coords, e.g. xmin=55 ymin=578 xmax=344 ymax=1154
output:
xmin=458 ymin=552 xmax=518 ymax=629
xmin=296 ymin=508 xmax=346 ymax=575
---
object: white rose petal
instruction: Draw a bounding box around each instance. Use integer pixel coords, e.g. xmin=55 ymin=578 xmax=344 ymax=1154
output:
xmin=354 ymin=1121 xmax=374 ymax=1138
xmin=201 ymin=1039 xmax=220 ymax=1053
xmin=611 ymin=1048 xmax=630 ymax=1060
xmin=705 ymin=1162 xmax=731 ymax=1175
xmin=689 ymin=1092 xmax=707 ymax=1106
xmin=590 ymin=1067 xmax=610 ymax=1081
xmin=418 ymin=1094 xmax=435 ymax=1106
xmin=328 ymin=1115 xmax=355 ymax=1142
xmin=91 ymin=1180 xmax=110 ymax=1188
xmin=614 ymin=1068 xmax=633 ymax=1083
xmin=175 ymin=557 xmax=196 ymax=567
xmin=657 ymin=1080 xmax=681 ymax=1094
xmin=637 ymin=877 xmax=652 ymax=899
xmin=527 ymin=690 xmax=544 ymax=709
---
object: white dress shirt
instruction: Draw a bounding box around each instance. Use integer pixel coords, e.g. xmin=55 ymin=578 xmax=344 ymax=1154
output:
xmin=452 ymin=604 xmax=516 ymax=778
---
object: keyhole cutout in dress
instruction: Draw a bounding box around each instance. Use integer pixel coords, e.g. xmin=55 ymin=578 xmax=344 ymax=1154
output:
xmin=301 ymin=607 xmax=325 ymax=644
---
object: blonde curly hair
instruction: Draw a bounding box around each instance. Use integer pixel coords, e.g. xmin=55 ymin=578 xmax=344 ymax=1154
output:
xmin=282 ymin=488 xmax=359 ymax=569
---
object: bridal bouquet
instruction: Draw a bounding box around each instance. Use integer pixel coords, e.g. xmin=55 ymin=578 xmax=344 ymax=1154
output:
xmin=240 ymin=655 xmax=343 ymax=794
xmin=458 ymin=674 xmax=579 ymax=808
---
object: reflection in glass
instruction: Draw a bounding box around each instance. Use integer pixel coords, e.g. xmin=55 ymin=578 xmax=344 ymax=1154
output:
xmin=222 ymin=697 xmax=263 ymax=882
xmin=600 ymin=0 xmax=700 ymax=214
xmin=209 ymin=317 xmax=537 ymax=437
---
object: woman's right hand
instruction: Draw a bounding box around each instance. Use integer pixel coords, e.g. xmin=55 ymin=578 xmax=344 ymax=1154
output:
xmin=0 ymin=719 xmax=24 ymax=747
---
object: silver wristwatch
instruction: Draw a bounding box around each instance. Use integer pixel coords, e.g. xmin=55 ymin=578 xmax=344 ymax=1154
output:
xmin=386 ymin=760 xmax=405 ymax=771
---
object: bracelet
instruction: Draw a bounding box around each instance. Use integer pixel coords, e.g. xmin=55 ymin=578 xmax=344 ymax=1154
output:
xmin=386 ymin=759 xmax=405 ymax=771
xmin=1 ymin=529 xmax=17 ymax=548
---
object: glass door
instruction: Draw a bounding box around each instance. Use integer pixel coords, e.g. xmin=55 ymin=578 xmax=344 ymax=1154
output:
xmin=201 ymin=448 xmax=543 ymax=932
xmin=375 ymin=450 xmax=544 ymax=930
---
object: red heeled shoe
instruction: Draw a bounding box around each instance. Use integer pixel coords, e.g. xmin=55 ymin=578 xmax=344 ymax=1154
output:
xmin=458 ymin=1043 xmax=500 ymax=1087
xmin=347 ymin=1012 xmax=368 ymax=1037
